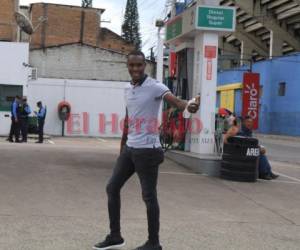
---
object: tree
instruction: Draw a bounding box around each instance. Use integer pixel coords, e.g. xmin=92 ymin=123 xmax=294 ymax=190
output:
xmin=122 ymin=0 xmax=142 ymax=50
xmin=82 ymin=0 xmax=93 ymax=8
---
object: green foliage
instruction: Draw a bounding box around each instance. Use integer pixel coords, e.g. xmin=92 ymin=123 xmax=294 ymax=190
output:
xmin=82 ymin=0 xmax=93 ymax=8
xmin=121 ymin=0 xmax=142 ymax=50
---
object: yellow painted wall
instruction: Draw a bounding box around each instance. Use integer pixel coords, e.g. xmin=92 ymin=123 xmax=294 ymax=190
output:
xmin=220 ymin=90 xmax=234 ymax=112
xmin=218 ymin=83 xmax=243 ymax=113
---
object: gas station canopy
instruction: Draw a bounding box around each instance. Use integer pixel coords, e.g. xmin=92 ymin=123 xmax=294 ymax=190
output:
xmin=166 ymin=5 xmax=236 ymax=44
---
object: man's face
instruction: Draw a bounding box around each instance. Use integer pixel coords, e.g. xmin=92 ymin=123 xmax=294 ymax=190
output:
xmin=127 ymin=55 xmax=146 ymax=82
xmin=244 ymin=118 xmax=254 ymax=130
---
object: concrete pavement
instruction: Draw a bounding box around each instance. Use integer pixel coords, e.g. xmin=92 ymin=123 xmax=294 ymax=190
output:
xmin=257 ymin=135 xmax=300 ymax=166
xmin=0 ymin=137 xmax=299 ymax=250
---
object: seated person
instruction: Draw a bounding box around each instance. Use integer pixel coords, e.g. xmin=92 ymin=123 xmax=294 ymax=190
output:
xmin=224 ymin=116 xmax=279 ymax=180
xmin=223 ymin=117 xmax=239 ymax=144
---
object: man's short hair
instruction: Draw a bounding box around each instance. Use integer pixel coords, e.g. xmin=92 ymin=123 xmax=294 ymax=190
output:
xmin=37 ymin=101 xmax=42 ymax=106
xmin=128 ymin=50 xmax=146 ymax=61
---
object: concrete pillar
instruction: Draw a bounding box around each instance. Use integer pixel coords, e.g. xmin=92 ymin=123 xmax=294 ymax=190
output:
xmin=270 ymin=30 xmax=283 ymax=58
xmin=190 ymin=32 xmax=219 ymax=155
xmin=156 ymin=27 xmax=164 ymax=83
xmin=240 ymin=40 xmax=253 ymax=66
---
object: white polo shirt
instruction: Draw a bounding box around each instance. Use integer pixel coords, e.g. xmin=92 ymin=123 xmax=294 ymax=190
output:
xmin=124 ymin=76 xmax=171 ymax=148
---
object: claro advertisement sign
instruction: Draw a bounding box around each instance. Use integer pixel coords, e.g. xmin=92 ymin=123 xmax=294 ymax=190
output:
xmin=242 ymin=73 xmax=260 ymax=130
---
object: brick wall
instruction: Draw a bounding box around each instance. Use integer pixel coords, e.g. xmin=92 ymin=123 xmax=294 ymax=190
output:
xmin=30 ymin=3 xmax=134 ymax=54
xmin=30 ymin=3 xmax=100 ymax=48
xmin=99 ymin=28 xmax=135 ymax=54
xmin=0 ymin=0 xmax=18 ymax=41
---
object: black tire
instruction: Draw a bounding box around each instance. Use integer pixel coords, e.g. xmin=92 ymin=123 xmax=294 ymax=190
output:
xmin=223 ymin=143 xmax=259 ymax=158
xmin=223 ymin=143 xmax=245 ymax=155
xmin=227 ymin=136 xmax=259 ymax=146
xmin=222 ymin=153 xmax=258 ymax=163
xmin=220 ymin=169 xmax=257 ymax=182
xmin=221 ymin=160 xmax=258 ymax=172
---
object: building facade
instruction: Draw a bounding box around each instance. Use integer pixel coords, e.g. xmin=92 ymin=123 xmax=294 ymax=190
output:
xmin=0 ymin=1 xmax=135 ymax=54
xmin=27 ymin=78 xmax=127 ymax=137
xmin=27 ymin=43 xmax=156 ymax=137
xmin=217 ymin=53 xmax=300 ymax=136
xmin=27 ymin=3 xmax=135 ymax=54
xmin=29 ymin=43 xmax=155 ymax=81
xmin=0 ymin=42 xmax=29 ymax=135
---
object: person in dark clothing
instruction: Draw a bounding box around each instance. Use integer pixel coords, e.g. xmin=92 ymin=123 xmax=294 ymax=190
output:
xmin=225 ymin=116 xmax=279 ymax=180
xmin=20 ymin=97 xmax=31 ymax=143
xmin=7 ymin=96 xmax=21 ymax=143
xmin=34 ymin=101 xmax=46 ymax=143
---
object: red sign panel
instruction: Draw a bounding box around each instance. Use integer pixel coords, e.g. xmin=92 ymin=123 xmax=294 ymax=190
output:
xmin=242 ymin=73 xmax=260 ymax=130
xmin=205 ymin=46 xmax=216 ymax=81
xmin=206 ymin=59 xmax=212 ymax=80
xmin=204 ymin=46 xmax=217 ymax=59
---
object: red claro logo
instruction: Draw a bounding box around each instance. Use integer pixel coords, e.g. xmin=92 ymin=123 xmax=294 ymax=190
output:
xmin=245 ymin=83 xmax=258 ymax=119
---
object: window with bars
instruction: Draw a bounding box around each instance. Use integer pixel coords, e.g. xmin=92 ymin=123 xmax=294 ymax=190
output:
xmin=278 ymin=82 xmax=286 ymax=97
xmin=0 ymin=85 xmax=23 ymax=111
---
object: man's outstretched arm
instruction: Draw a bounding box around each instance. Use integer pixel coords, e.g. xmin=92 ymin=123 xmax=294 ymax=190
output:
xmin=163 ymin=93 xmax=200 ymax=113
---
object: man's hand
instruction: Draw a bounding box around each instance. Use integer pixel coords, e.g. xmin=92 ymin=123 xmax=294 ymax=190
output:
xmin=120 ymin=145 xmax=124 ymax=155
xmin=260 ymin=146 xmax=266 ymax=155
xmin=187 ymin=96 xmax=200 ymax=114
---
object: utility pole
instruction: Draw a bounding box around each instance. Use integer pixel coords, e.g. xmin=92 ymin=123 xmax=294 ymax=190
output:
xmin=149 ymin=47 xmax=155 ymax=62
xmin=156 ymin=20 xmax=164 ymax=83
xmin=171 ymin=0 xmax=177 ymax=18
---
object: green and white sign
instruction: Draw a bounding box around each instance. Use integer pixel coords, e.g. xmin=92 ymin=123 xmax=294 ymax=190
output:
xmin=166 ymin=17 xmax=183 ymax=41
xmin=165 ymin=5 xmax=236 ymax=44
xmin=197 ymin=5 xmax=235 ymax=32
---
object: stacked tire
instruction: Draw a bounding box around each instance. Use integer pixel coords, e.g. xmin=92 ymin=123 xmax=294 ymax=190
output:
xmin=221 ymin=136 xmax=259 ymax=182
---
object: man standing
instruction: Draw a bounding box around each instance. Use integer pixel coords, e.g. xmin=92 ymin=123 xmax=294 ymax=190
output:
xmin=20 ymin=97 xmax=31 ymax=143
xmin=7 ymin=96 xmax=21 ymax=143
xmin=94 ymin=51 xmax=200 ymax=250
xmin=34 ymin=101 xmax=46 ymax=143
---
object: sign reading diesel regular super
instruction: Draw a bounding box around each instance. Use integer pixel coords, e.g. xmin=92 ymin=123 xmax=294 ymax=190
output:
xmin=166 ymin=5 xmax=236 ymax=42
xmin=197 ymin=5 xmax=236 ymax=31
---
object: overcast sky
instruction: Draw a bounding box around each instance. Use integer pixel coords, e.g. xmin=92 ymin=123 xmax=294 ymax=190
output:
xmin=20 ymin=0 xmax=167 ymax=56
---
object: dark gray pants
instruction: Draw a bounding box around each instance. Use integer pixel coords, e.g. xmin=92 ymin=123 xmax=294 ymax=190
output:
xmin=106 ymin=145 xmax=164 ymax=244
xmin=8 ymin=117 xmax=20 ymax=142
xmin=20 ymin=118 xmax=29 ymax=142
xmin=38 ymin=120 xmax=44 ymax=142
